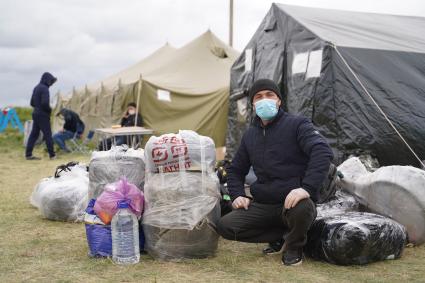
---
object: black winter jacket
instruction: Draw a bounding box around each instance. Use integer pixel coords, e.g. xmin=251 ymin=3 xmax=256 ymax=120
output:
xmin=59 ymin=108 xmax=85 ymax=134
xmin=227 ymin=109 xmax=333 ymax=204
xmin=120 ymin=114 xmax=143 ymax=127
xmin=30 ymin=72 xmax=56 ymax=116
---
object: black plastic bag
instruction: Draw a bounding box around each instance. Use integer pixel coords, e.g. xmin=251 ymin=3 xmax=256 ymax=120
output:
xmin=305 ymin=212 xmax=407 ymax=265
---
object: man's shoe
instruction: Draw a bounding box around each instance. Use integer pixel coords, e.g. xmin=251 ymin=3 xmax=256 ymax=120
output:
xmin=49 ymin=155 xmax=57 ymax=160
xmin=262 ymin=239 xmax=284 ymax=255
xmin=282 ymin=249 xmax=303 ymax=266
xmin=26 ymin=156 xmax=41 ymax=160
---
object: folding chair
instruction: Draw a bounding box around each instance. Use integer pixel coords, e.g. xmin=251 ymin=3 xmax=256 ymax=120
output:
xmin=69 ymin=130 xmax=95 ymax=154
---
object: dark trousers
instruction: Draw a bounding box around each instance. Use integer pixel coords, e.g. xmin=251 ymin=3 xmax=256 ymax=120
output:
xmin=25 ymin=112 xmax=55 ymax=158
xmin=217 ymin=198 xmax=317 ymax=251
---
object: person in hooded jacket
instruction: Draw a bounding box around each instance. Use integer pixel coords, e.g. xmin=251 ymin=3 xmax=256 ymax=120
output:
xmin=53 ymin=108 xmax=85 ymax=152
xmin=217 ymin=79 xmax=334 ymax=266
xmin=25 ymin=72 xmax=57 ymax=160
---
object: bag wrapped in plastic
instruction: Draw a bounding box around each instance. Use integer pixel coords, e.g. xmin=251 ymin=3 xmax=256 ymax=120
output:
xmin=305 ymin=212 xmax=407 ymax=265
xmin=143 ymin=131 xmax=221 ymax=260
xmin=89 ymin=145 xmax=145 ymax=199
xmin=84 ymin=199 xmax=112 ymax=257
xmin=94 ymin=177 xmax=144 ymax=224
xmin=143 ymin=172 xmax=220 ymax=229
xmin=144 ymin=205 xmax=220 ymax=260
xmin=30 ymin=163 xmax=89 ymax=221
xmin=144 ymin=130 xmax=215 ymax=173
xmin=337 ymin=157 xmax=425 ymax=244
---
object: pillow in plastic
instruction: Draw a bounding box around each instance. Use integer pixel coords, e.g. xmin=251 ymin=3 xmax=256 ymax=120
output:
xmin=89 ymin=145 xmax=145 ymax=199
xmin=30 ymin=164 xmax=89 ymax=221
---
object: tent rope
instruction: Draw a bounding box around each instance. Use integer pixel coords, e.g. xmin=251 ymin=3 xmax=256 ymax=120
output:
xmin=331 ymin=44 xmax=425 ymax=168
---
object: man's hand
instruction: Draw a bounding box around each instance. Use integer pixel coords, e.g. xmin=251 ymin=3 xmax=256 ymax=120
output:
xmin=284 ymin=188 xmax=310 ymax=209
xmin=232 ymin=196 xmax=251 ymax=210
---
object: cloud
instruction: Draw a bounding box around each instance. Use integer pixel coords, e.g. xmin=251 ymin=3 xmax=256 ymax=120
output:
xmin=0 ymin=0 xmax=424 ymax=106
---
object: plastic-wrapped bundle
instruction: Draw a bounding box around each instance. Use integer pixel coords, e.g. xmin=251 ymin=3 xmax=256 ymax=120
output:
xmin=143 ymin=172 xmax=220 ymax=229
xmin=143 ymin=166 xmax=221 ymax=259
xmin=316 ymin=189 xmax=359 ymax=218
xmin=30 ymin=164 xmax=88 ymax=221
xmin=337 ymin=157 xmax=425 ymax=244
xmin=143 ymin=131 xmax=221 ymax=260
xmin=145 ymin=130 xmax=215 ymax=173
xmin=89 ymin=145 xmax=145 ymax=199
xmin=305 ymin=212 xmax=407 ymax=265
xmin=144 ymin=205 xmax=220 ymax=260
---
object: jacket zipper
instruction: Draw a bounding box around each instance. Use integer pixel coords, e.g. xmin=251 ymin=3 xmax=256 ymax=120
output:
xmin=262 ymin=127 xmax=267 ymax=181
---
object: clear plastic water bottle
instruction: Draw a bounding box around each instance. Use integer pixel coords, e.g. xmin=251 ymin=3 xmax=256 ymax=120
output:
xmin=112 ymin=201 xmax=140 ymax=264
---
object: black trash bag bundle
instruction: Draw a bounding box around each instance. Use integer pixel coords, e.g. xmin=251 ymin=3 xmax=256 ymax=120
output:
xmin=30 ymin=162 xmax=89 ymax=221
xmin=89 ymin=145 xmax=145 ymax=199
xmin=305 ymin=212 xmax=407 ymax=265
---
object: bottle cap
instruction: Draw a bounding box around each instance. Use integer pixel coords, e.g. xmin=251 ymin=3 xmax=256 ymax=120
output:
xmin=117 ymin=200 xmax=130 ymax=209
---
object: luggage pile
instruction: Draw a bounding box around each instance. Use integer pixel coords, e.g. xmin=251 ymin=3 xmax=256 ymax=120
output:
xmin=84 ymin=146 xmax=145 ymax=261
xmin=143 ymin=130 xmax=221 ymax=260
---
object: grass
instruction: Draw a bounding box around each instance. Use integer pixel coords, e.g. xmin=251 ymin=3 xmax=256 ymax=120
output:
xmin=1 ymin=119 xmax=425 ymax=282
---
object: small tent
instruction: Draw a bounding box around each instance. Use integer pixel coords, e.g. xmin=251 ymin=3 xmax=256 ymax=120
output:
xmin=228 ymin=4 xmax=425 ymax=166
xmin=54 ymin=31 xmax=239 ymax=147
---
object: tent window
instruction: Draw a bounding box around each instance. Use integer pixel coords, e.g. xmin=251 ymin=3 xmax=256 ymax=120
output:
xmin=292 ymin=52 xmax=309 ymax=74
xmin=237 ymin=97 xmax=248 ymax=122
xmin=306 ymin=50 xmax=322 ymax=78
xmin=211 ymin=47 xmax=228 ymax=58
xmin=291 ymin=49 xmax=323 ymax=79
xmin=245 ymin=49 xmax=253 ymax=72
xmin=157 ymin=89 xmax=171 ymax=102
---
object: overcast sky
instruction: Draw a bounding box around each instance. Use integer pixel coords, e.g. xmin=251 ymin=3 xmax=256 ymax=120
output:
xmin=1 ymin=0 xmax=424 ymax=106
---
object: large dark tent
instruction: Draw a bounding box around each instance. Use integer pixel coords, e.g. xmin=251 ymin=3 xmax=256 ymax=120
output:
xmin=228 ymin=3 xmax=425 ymax=166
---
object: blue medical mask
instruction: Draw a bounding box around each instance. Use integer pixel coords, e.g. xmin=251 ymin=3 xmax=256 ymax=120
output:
xmin=254 ymin=98 xmax=279 ymax=120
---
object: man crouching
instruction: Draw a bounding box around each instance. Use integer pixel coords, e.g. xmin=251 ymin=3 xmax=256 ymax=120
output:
xmin=217 ymin=79 xmax=333 ymax=266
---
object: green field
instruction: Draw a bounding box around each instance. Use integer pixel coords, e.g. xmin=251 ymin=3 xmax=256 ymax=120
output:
xmin=1 ymin=114 xmax=425 ymax=283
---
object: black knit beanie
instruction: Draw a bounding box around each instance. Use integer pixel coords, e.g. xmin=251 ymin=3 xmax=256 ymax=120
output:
xmin=249 ymin=79 xmax=282 ymax=104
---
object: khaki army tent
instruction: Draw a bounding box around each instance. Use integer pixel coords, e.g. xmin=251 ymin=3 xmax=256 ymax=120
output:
xmin=54 ymin=30 xmax=239 ymax=147
xmin=118 ymin=30 xmax=239 ymax=146
xmin=52 ymin=43 xmax=177 ymax=131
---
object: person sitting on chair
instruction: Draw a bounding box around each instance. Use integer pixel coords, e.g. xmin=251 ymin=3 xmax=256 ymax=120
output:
xmin=53 ymin=108 xmax=85 ymax=153
xmin=97 ymin=102 xmax=143 ymax=150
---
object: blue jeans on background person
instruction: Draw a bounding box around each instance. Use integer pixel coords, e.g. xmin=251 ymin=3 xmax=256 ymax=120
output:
xmin=53 ymin=130 xmax=75 ymax=151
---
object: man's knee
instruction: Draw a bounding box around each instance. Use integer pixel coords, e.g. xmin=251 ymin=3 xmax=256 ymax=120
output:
xmin=217 ymin=214 xmax=236 ymax=240
xmin=285 ymin=198 xmax=316 ymax=223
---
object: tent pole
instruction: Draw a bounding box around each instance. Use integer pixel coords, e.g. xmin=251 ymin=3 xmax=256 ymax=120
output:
xmin=229 ymin=0 xmax=233 ymax=47
xmin=135 ymin=74 xmax=142 ymax=128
